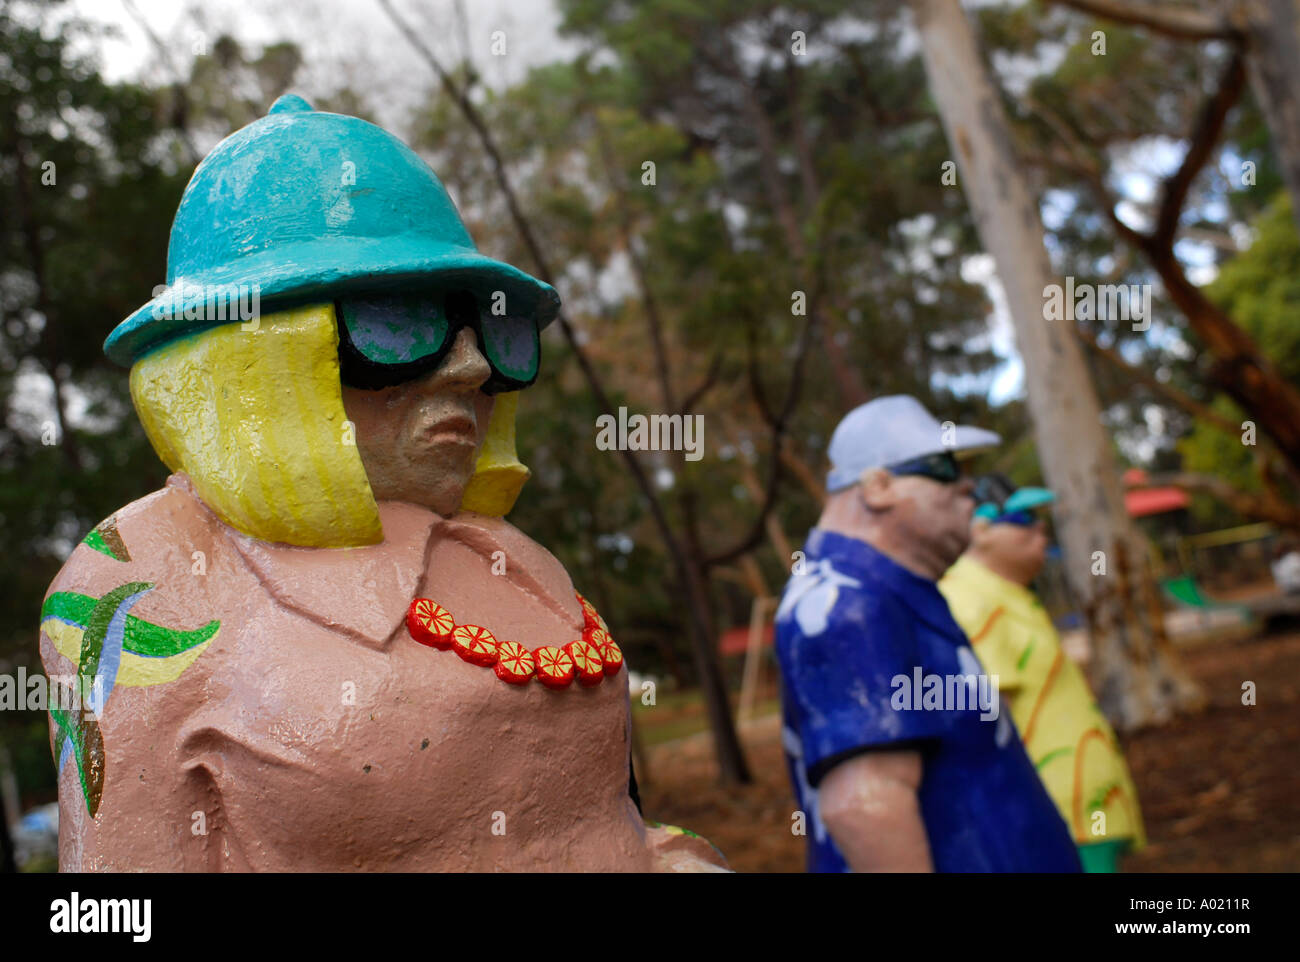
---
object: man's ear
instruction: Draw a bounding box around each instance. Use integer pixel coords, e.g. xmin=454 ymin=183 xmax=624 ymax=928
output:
xmin=857 ymin=467 xmax=894 ymax=511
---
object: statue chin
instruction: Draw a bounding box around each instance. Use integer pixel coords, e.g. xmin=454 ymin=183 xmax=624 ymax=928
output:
xmin=368 ymin=477 xmax=471 ymax=520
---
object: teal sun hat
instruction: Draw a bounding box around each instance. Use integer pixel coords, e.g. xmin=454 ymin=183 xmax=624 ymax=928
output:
xmin=105 ymin=94 xmax=560 ymax=366
xmin=972 ymin=473 xmax=1056 ymax=522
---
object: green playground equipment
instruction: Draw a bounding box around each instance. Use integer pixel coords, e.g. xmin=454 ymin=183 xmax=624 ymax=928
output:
xmin=1160 ymin=572 xmax=1258 ymax=631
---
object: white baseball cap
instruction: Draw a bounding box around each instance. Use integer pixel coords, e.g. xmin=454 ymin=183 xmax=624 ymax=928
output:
xmin=825 ymin=395 xmax=1001 ymax=492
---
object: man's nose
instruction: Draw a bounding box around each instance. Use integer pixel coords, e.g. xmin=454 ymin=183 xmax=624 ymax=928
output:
xmin=415 ymin=327 xmax=490 ymax=394
xmin=955 ymin=478 xmax=975 ymax=497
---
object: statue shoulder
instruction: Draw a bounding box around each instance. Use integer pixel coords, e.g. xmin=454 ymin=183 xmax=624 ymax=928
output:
xmin=39 ymin=477 xmax=253 ymax=685
xmin=443 ymin=511 xmax=580 ymax=609
xmin=47 ymin=478 xmax=222 ymax=599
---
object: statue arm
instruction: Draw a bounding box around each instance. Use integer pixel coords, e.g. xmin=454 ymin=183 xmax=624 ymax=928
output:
xmin=819 ymin=749 xmax=932 ymax=872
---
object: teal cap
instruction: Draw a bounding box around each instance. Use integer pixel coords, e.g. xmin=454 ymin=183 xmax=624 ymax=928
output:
xmin=105 ymin=94 xmax=559 ymax=366
xmin=974 ymin=485 xmax=1055 ymax=521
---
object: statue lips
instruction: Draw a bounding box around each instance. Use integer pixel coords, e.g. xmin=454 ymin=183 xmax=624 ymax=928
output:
xmin=420 ymin=412 xmax=478 ymax=447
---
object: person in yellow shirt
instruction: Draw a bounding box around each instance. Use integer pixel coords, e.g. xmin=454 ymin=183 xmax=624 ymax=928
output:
xmin=939 ymin=474 xmax=1146 ymax=872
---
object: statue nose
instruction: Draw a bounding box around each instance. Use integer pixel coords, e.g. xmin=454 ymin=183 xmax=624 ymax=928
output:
xmin=414 ymin=327 xmax=490 ymax=394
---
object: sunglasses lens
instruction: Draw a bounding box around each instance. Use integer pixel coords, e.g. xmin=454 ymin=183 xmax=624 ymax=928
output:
xmin=340 ymin=294 xmax=450 ymax=365
xmin=337 ymin=289 xmax=542 ymax=393
xmin=479 ymin=313 xmax=540 ymax=390
xmin=1000 ymin=510 xmax=1035 ymax=526
xmin=890 ymin=453 xmax=958 ymax=482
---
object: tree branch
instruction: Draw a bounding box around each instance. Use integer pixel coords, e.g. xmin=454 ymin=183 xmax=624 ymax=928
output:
xmin=1075 ymin=325 xmax=1240 ymax=436
xmin=1046 ymin=0 xmax=1235 ymax=42
xmin=1151 ymin=48 xmax=1247 ymax=249
xmin=1146 ymin=472 xmax=1300 ymax=530
xmin=705 ymin=292 xmax=818 ymax=568
xmin=593 ymin=115 xmax=676 ymax=411
xmin=678 ymin=351 xmax=723 ymax=416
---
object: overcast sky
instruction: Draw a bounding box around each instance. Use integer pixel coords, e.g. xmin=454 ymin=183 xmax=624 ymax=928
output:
xmin=72 ymin=0 xmax=577 ymax=129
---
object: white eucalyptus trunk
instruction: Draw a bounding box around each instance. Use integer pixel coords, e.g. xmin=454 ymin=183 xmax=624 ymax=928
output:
xmin=909 ymin=0 xmax=1204 ymax=729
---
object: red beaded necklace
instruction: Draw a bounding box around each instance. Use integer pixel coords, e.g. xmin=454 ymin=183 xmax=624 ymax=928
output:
xmin=406 ymin=591 xmax=624 ymax=690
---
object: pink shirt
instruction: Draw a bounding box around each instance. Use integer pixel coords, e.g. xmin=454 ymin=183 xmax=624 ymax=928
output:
xmin=42 ymin=474 xmax=718 ymax=871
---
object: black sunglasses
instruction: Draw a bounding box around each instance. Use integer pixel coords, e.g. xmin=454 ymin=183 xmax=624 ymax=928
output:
xmin=886 ymin=451 xmax=962 ymax=484
xmin=336 ymin=289 xmax=540 ymax=394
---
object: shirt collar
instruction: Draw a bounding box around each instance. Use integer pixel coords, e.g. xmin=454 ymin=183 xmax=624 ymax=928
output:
xmin=948 ymin=554 xmax=1043 ymax=616
xmin=805 ymin=527 xmax=968 ymax=641
xmin=164 ymin=473 xmax=441 ymax=650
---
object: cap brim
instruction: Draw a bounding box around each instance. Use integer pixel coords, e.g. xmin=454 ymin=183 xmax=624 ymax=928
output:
xmin=1004 ymin=487 xmax=1056 ymax=513
xmin=949 ymin=425 xmax=1002 ymax=459
xmin=105 ymin=237 xmax=560 ymax=366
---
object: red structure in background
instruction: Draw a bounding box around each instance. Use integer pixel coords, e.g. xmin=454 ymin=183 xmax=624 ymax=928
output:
xmin=718 ymin=623 xmax=774 ymax=657
xmin=1123 ymin=468 xmax=1190 ymax=518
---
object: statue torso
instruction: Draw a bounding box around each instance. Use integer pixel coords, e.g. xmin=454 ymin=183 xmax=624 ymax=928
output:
xmin=41 ymin=475 xmax=650 ymax=871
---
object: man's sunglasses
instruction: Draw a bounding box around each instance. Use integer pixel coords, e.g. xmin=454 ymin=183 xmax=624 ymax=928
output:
xmin=336 ymin=289 xmax=539 ymax=394
xmin=991 ymin=509 xmax=1037 ymax=527
xmin=886 ymin=451 xmax=962 ymax=484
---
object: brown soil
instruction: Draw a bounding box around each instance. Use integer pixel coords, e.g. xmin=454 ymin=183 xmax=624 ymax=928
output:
xmin=639 ymin=631 xmax=1300 ymax=872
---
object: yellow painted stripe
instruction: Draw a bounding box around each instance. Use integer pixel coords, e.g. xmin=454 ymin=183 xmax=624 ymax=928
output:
xmin=41 ymin=618 xmax=218 ymax=687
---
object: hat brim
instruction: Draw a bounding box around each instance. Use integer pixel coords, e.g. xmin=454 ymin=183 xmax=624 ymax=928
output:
xmin=975 ymin=486 xmax=1056 ymax=522
xmin=948 ymin=425 xmax=1002 ymax=459
xmin=1003 ymin=487 xmax=1056 ymax=513
xmin=105 ymin=237 xmax=560 ymax=366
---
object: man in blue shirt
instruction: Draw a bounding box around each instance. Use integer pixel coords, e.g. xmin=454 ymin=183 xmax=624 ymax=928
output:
xmin=775 ymin=396 xmax=1081 ymax=872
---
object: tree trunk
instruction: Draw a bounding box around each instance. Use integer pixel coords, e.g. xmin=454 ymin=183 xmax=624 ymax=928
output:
xmin=910 ymin=0 xmax=1204 ymax=729
xmin=1237 ymin=0 xmax=1300 ymax=238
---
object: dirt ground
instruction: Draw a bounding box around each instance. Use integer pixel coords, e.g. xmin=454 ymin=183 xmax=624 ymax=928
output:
xmin=638 ymin=630 xmax=1300 ymax=873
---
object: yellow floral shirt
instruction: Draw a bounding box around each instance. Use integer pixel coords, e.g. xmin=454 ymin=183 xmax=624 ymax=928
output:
xmin=939 ymin=556 xmax=1146 ymax=848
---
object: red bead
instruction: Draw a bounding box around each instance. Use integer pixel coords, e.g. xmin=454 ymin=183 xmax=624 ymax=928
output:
xmin=451 ymin=624 xmax=499 ymax=667
xmin=565 ymin=639 xmax=605 ymax=687
xmin=494 ymin=640 xmax=535 ymax=685
xmin=534 ymin=646 xmax=575 ymax=689
xmin=408 ymin=598 xmax=455 ymax=649
xmin=600 ymin=639 xmax=623 ymax=676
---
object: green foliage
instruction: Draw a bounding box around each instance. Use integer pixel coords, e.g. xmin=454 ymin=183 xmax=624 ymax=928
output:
xmin=1178 ymin=190 xmax=1300 ymax=523
xmin=1205 ymin=191 xmax=1300 ymax=383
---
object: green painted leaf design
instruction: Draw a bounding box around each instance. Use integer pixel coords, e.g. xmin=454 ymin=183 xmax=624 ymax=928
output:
xmin=1085 ymin=780 xmax=1122 ymax=814
xmin=82 ymin=529 xmax=114 ymax=558
xmin=42 ymin=591 xmax=220 ymax=658
xmin=1036 ymin=746 xmax=1073 ymax=771
xmin=50 ymin=702 xmax=102 ymax=817
xmin=44 ymin=582 xmax=218 ymax=819
xmin=79 ymin=582 xmax=154 ymax=683
xmin=81 ymin=517 xmax=130 ymax=561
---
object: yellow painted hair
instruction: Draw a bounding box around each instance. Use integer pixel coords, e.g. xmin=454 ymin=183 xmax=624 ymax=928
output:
xmin=129 ymin=303 xmax=529 ymax=548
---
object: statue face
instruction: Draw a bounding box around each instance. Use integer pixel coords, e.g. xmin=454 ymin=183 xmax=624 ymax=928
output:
xmin=342 ymin=327 xmax=495 ymax=517
xmin=973 ymin=517 xmax=1050 ymax=585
